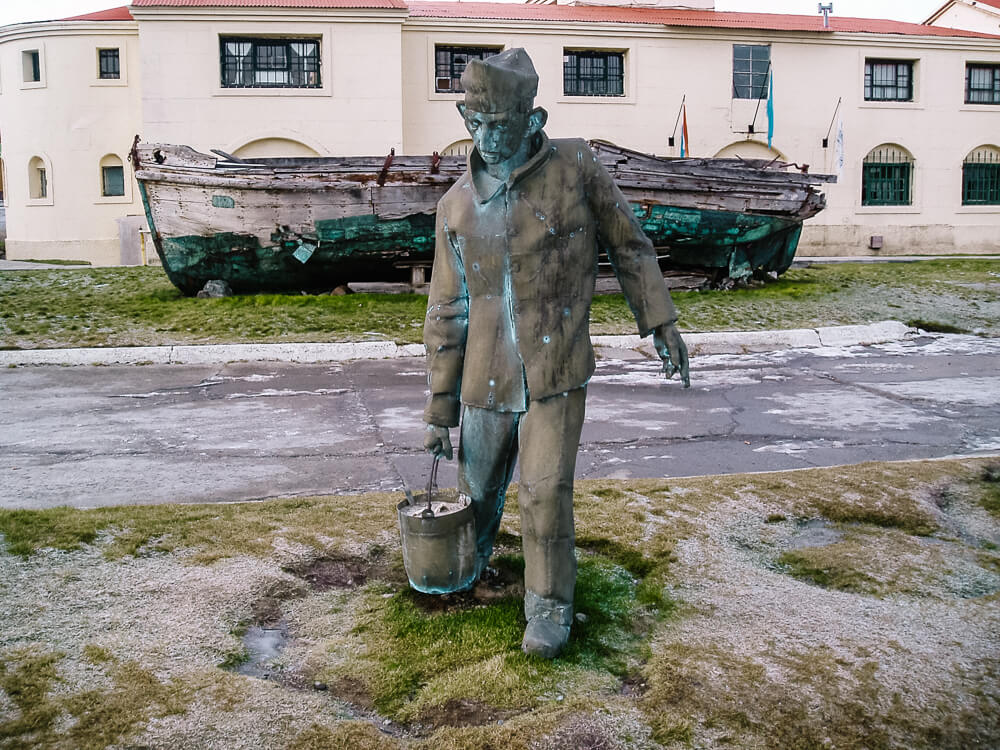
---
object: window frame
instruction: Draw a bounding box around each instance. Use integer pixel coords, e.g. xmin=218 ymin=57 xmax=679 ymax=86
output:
xmin=219 ymin=36 xmax=322 ymax=90
xmin=20 ymin=47 xmax=45 ymax=89
xmin=101 ymin=165 xmax=126 ymax=198
xmin=433 ymin=45 xmax=503 ymax=95
xmin=732 ymin=44 xmax=770 ymax=100
xmin=962 ymin=148 xmax=1000 ymax=206
xmin=98 ymin=48 xmax=120 ymax=80
xmin=864 ymin=58 xmax=914 ymax=102
xmin=965 ymin=63 xmax=1000 ymax=105
xmin=27 ymin=155 xmax=54 ymax=206
xmin=861 ymin=145 xmax=914 ymax=207
xmin=563 ymin=49 xmax=626 ymax=98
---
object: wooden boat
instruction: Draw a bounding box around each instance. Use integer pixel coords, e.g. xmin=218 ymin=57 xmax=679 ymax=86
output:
xmin=591 ymin=141 xmax=834 ymax=282
xmin=131 ymin=138 xmax=835 ymax=296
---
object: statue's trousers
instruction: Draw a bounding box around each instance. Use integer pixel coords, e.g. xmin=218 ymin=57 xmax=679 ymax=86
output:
xmin=457 ymin=387 xmax=586 ymax=625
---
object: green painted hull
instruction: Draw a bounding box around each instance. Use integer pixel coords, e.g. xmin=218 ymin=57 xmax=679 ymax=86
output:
xmin=135 ymin=142 xmax=824 ymax=295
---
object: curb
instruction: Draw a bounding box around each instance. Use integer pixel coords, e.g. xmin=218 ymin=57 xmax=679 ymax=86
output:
xmin=0 ymin=321 xmax=916 ymax=367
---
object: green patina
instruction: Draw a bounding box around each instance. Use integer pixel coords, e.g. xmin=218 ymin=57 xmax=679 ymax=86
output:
xmin=153 ymin=214 xmax=437 ymax=295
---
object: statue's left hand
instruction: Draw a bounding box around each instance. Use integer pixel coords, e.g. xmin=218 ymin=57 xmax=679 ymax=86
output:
xmin=653 ymin=323 xmax=690 ymax=388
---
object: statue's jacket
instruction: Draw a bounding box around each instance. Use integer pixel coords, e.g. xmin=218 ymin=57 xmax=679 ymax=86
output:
xmin=424 ymin=134 xmax=677 ymax=427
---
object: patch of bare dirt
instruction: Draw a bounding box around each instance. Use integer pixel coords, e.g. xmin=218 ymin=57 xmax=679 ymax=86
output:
xmin=427 ymin=698 xmax=511 ymax=728
xmin=408 ymin=561 xmax=524 ymax=614
xmin=284 ymin=549 xmax=406 ymax=591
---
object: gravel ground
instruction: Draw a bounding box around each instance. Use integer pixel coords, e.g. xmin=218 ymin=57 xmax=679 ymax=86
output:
xmin=1 ymin=459 xmax=998 ymax=749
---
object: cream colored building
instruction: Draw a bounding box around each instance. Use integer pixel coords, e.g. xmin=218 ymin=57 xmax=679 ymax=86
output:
xmin=925 ymin=0 xmax=1000 ymax=34
xmin=0 ymin=0 xmax=998 ymax=264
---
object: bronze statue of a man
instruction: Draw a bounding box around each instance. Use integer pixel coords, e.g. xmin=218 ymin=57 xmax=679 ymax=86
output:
xmin=423 ymin=48 xmax=689 ymax=658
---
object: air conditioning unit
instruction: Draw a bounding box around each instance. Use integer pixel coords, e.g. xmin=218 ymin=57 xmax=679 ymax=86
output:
xmin=436 ymin=77 xmax=453 ymax=91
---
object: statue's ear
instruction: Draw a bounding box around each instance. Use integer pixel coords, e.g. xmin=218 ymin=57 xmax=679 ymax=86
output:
xmin=527 ymin=106 xmax=548 ymax=136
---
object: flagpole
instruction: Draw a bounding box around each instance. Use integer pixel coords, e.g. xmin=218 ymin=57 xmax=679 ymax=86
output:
xmin=669 ymin=94 xmax=686 ymax=149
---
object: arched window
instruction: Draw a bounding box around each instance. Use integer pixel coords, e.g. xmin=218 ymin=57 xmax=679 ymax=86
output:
xmin=714 ymin=141 xmax=785 ymax=161
xmin=100 ymin=154 xmax=125 ymax=197
xmin=862 ymin=144 xmax=913 ymax=206
xmin=232 ymin=138 xmax=319 ymax=158
xmin=962 ymin=146 xmax=1000 ymax=205
xmin=28 ymin=156 xmax=48 ymax=200
xmin=440 ymin=139 xmax=474 ymax=157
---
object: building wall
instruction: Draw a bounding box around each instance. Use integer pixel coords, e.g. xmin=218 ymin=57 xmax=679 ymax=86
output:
xmin=135 ymin=8 xmax=406 ymax=156
xmin=0 ymin=21 xmax=143 ymax=264
xmin=0 ymin=9 xmax=997 ymax=265
xmin=928 ymin=3 xmax=1000 ymax=34
xmin=401 ymin=22 xmax=1000 ymax=255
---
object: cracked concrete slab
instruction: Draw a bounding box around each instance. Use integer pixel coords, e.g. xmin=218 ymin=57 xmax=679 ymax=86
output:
xmin=1 ymin=334 xmax=998 ymax=509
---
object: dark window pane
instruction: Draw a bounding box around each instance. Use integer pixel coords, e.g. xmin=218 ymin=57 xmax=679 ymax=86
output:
xmin=963 ymin=162 xmax=1000 ymax=204
xmin=99 ymin=49 xmax=120 ymax=79
xmin=434 ymin=46 xmax=503 ymax=93
xmin=732 ymin=44 xmax=769 ymax=99
xmin=862 ymin=163 xmax=912 ymax=205
xmin=564 ymin=50 xmax=625 ymax=97
xmin=102 ymin=166 xmax=125 ymax=197
xmin=965 ymin=64 xmax=1000 ymax=105
xmin=864 ymin=59 xmax=913 ymax=101
xmin=220 ymin=37 xmax=320 ymax=89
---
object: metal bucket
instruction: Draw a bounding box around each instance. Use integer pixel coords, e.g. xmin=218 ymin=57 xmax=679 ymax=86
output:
xmin=397 ymin=457 xmax=478 ymax=594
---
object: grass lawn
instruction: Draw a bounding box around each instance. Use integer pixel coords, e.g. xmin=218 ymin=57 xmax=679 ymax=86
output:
xmin=1 ymin=259 xmax=998 ymax=349
xmin=1 ymin=458 xmax=998 ymax=749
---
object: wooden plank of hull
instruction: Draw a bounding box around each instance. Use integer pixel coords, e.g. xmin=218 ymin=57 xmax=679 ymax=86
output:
xmin=135 ymin=141 xmax=828 ymax=294
xmin=145 ymin=180 xmax=375 ymax=247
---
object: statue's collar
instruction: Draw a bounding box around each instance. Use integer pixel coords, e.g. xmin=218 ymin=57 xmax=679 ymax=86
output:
xmin=468 ymin=132 xmax=552 ymax=203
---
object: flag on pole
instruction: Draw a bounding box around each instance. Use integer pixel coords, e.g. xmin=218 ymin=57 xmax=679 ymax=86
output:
xmin=766 ymin=71 xmax=774 ymax=149
xmin=680 ymin=104 xmax=690 ymax=157
xmin=834 ymin=117 xmax=845 ymax=179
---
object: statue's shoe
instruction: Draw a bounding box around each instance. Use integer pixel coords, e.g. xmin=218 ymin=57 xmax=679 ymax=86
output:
xmin=521 ymin=617 xmax=570 ymax=659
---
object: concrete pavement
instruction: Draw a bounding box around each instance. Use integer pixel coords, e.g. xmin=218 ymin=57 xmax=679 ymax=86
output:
xmin=2 ymin=331 xmax=998 ymax=510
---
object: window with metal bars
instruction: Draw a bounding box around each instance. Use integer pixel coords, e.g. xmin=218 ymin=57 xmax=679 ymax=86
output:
xmin=732 ymin=44 xmax=770 ymax=99
xmin=965 ymin=64 xmax=1000 ymax=105
xmin=862 ymin=145 xmax=913 ymax=206
xmin=864 ymin=59 xmax=913 ymax=101
xmin=962 ymin=148 xmax=1000 ymax=205
xmin=563 ymin=50 xmax=624 ymax=97
xmin=434 ymin=46 xmax=502 ymax=93
xmin=220 ymin=37 xmax=321 ymax=89
xmin=99 ymin=49 xmax=120 ymax=80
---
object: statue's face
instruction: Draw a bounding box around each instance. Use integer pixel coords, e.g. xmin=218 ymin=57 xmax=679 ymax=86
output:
xmin=461 ymin=108 xmax=531 ymax=167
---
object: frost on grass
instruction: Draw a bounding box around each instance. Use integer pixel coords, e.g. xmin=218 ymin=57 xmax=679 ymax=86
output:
xmin=0 ymin=458 xmax=998 ymax=749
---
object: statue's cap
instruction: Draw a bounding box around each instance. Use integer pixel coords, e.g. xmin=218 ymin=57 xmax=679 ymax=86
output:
xmin=461 ymin=48 xmax=538 ymax=114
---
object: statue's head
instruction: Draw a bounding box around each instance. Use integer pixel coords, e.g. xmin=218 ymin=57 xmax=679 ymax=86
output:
xmin=457 ymin=48 xmax=548 ymax=172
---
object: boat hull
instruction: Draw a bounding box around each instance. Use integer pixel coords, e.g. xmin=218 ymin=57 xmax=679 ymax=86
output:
xmin=134 ymin=142 xmax=832 ymax=295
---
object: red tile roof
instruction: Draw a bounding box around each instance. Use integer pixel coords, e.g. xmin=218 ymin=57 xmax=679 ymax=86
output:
xmin=131 ymin=0 xmax=407 ymax=8
xmin=408 ymin=2 xmax=1000 ymax=39
xmin=62 ymin=6 xmax=134 ymax=21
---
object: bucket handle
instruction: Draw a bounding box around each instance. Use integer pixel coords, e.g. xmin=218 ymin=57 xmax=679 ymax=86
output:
xmin=421 ymin=454 xmax=441 ymax=518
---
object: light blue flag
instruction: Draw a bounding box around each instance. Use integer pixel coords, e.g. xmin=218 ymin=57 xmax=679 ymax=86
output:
xmin=767 ymin=71 xmax=774 ymax=149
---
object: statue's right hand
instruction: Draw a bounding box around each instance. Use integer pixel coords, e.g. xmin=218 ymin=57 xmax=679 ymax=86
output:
xmin=424 ymin=424 xmax=454 ymax=460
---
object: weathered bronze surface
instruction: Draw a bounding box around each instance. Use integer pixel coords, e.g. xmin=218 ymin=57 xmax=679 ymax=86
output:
xmin=421 ymin=48 xmax=690 ymax=658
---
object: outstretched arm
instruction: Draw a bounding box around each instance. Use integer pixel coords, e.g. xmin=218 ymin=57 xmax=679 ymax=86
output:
xmin=584 ymin=142 xmax=690 ymax=386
